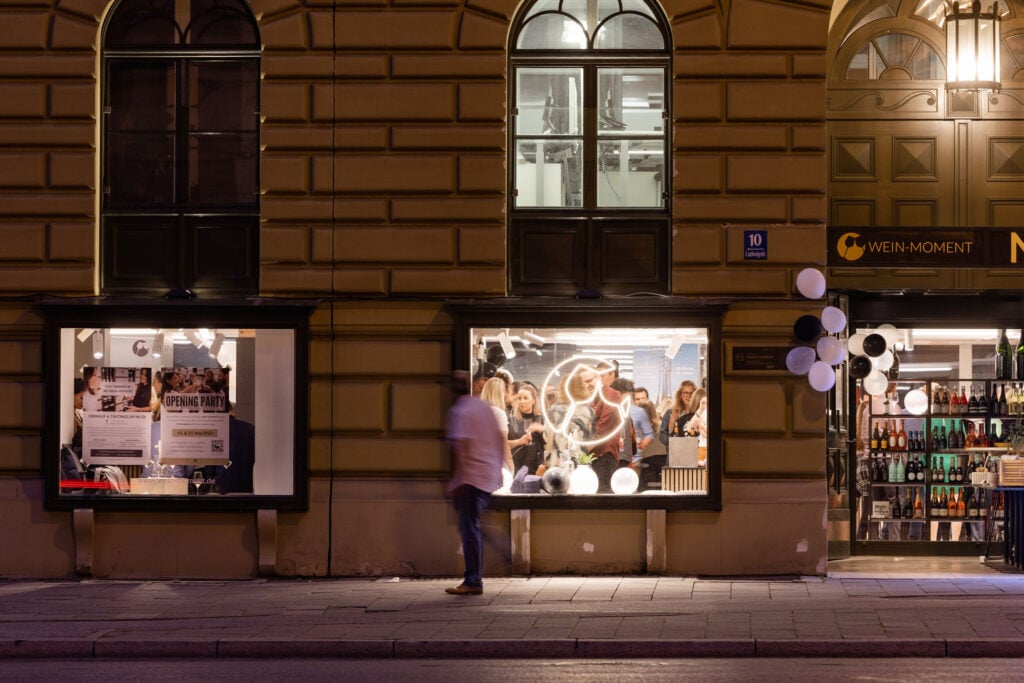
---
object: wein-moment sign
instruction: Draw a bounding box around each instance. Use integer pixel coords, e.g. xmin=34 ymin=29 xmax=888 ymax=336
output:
xmin=827 ymin=228 xmax=1024 ymax=268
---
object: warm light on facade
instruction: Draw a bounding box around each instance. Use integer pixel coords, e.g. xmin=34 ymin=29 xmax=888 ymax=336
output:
xmin=945 ymin=0 xmax=1001 ymax=91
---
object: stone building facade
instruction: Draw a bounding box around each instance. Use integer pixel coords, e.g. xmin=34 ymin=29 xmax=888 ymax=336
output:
xmin=0 ymin=0 xmax=831 ymax=578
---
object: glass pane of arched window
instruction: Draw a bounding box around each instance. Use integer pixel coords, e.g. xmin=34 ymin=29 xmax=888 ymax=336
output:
xmin=908 ymin=41 xmax=944 ymax=78
xmin=563 ymin=0 xmax=590 ymax=30
xmin=1004 ymin=33 xmax=1024 ymax=78
xmin=847 ymin=42 xmax=885 ymax=79
xmin=875 ymin=33 xmax=918 ymax=67
xmin=522 ymin=0 xmax=560 ymax=20
xmin=843 ymin=3 xmax=897 ymax=47
xmin=597 ymin=68 xmax=663 ymax=135
xmin=106 ymin=0 xmax=258 ymax=49
xmin=620 ymin=0 xmax=656 ymax=19
xmin=595 ymin=14 xmax=664 ymax=50
xmin=913 ymin=0 xmax=946 ymax=28
xmin=518 ymin=14 xmax=589 ymax=49
xmin=186 ymin=2 xmax=259 ymax=46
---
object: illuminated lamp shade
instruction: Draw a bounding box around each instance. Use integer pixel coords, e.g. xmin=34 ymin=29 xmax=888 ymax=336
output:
xmin=863 ymin=370 xmax=889 ymax=396
xmin=808 ymin=360 xmax=836 ymax=392
xmin=904 ymin=389 xmax=929 ymax=415
xmin=874 ymin=349 xmax=895 ymax=372
xmin=786 ymin=346 xmax=816 ymax=375
xmin=796 ymin=268 xmax=826 ymax=299
xmin=816 ymin=336 xmax=846 ymax=365
xmin=92 ymin=331 xmax=104 ymax=360
xmin=610 ymin=466 xmax=639 ymax=495
xmin=820 ymin=306 xmax=847 ymax=334
xmin=946 ymin=0 xmax=1001 ymax=92
xmin=570 ymin=465 xmax=599 ymax=494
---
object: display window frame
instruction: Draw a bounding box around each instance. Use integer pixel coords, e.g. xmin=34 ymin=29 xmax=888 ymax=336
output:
xmin=40 ymin=298 xmax=314 ymax=512
xmin=448 ymin=300 xmax=723 ymax=511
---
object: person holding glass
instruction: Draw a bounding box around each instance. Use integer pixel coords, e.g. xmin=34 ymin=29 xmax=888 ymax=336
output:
xmin=509 ymin=383 xmax=546 ymax=474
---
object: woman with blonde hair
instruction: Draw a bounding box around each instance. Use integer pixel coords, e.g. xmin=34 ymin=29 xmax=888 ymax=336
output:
xmin=658 ymin=380 xmax=696 ymax=445
xmin=509 ymin=383 xmax=546 ymax=474
xmin=480 ymin=377 xmax=514 ymax=471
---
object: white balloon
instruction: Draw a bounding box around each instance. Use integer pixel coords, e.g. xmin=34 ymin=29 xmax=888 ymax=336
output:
xmin=820 ymin=306 xmax=847 ymax=334
xmin=786 ymin=346 xmax=816 ymax=375
xmin=863 ymin=370 xmax=888 ymax=396
xmin=570 ymin=464 xmax=599 ymax=495
xmin=610 ymin=467 xmax=640 ymax=495
xmin=808 ymin=361 xmax=836 ymax=392
xmin=796 ymin=268 xmax=827 ymax=299
xmin=904 ymin=389 xmax=928 ymax=415
xmin=877 ymin=323 xmax=899 ymax=347
xmin=847 ymin=332 xmax=867 ymax=356
xmin=816 ymin=336 xmax=846 ymax=365
xmin=874 ymin=349 xmax=894 ymax=371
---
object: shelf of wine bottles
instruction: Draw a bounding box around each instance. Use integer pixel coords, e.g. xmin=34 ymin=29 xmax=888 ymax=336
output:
xmin=861 ymin=377 xmax=1014 ymax=542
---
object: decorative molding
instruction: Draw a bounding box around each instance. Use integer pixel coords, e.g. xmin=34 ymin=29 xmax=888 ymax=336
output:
xmin=828 ymin=88 xmax=939 ymax=116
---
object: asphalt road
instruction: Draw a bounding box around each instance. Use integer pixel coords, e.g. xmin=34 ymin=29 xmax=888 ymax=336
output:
xmin=0 ymin=658 xmax=1014 ymax=682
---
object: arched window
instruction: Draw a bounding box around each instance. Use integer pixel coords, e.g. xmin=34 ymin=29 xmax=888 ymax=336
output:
xmin=101 ymin=0 xmax=260 ymax=295
xmin=509 ymin=0 xmax=671 ymax=296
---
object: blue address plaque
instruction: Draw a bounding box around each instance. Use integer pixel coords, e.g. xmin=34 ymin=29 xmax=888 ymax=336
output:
xmin=744 ymin=230 xmax=767 ymax=260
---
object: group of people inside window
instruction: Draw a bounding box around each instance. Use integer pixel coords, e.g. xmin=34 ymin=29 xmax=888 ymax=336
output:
xmin=471 ymin=363 xmax=707 ymax=494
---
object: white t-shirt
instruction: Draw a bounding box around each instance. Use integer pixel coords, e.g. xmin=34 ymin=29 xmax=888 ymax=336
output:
xmin=491 ymin=405 xmax=509 ymax=435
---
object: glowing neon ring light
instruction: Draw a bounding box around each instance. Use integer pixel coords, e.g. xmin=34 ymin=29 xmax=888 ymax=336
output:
xmin=539 ymin=355 xmax=631 ymax=448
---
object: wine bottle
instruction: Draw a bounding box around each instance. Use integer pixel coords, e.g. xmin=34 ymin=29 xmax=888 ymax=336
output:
xmin=895 ymin=454 xmax=906 ymax=483
xmin=871 ymin=423 xmax=880 ymax=451
xmin=897 ymin=419 xmax=907 ymax=452
xmin=940 ymin=487 xmax=950 ymax=518
xmin=886 ymin=453 xmax=895 ymax=483
xmin=967 ymin=488 xmax=979 ymax=519
xmin=941 ymin=387 xmax=951 ymax=415
xmin=957 ymin=489 xmax=967 ymax=518
xmin=948 ymin=488 xmax=958 ymax=517
xmin=930 ymin=487 xmax=940 ymax=517
xmin=979 ymin=488 xmax=988 ymax=519
xmin=1000 ymin=384 xmax=1009 ymax=416
xmin=903 ymin=489 xmax=914 ymax=519
xmin=932 ymin=387 xmax=941 ymax=414
xmin=939 ymin=424 xmax=948 ymax=450
xmin=892 ymin=493 xmax=902 ymax=519
xmin=969 ymin=387 xmax=979 ymax=414
xmin=997 ymin=329 xmax=1013 ymax=380
xmin=1016 ymin=329 xmax=1024 ymax=381
xmin=913 ymin=488 xmax=924 ymax=519
xmin=978 ymin=387 xmax=989 ymax=415
xmin=880 ymin=422 xmax=890 ymax=451
xmin=958 ymin=386 xmax=968 ymax=415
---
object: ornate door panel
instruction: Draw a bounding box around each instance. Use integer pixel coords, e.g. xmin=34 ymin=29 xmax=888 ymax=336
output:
xmin=830 ymin=120 xmax=956 ymax=227
xmin=969 ymin=121 xmax=1024 ymax=227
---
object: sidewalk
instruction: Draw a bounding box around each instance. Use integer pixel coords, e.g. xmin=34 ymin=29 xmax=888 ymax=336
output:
xmin=2 ymin=558 xmax=1024 ymax=659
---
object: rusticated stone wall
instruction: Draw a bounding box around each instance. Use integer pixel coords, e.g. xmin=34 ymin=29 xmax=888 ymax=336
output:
xmin=0 ymin=0 xmax=830 ymax=577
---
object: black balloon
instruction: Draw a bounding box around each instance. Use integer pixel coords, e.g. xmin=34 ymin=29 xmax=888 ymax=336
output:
xmin=485 ymin=345 xmax=506 ymax=367
xmin=792 ymin=315 xmax=823 ymax=342
xmin=849 ymin=354 xmax=872 ymax=379
xmin=862 ymin=333 xmax=887 ymax=357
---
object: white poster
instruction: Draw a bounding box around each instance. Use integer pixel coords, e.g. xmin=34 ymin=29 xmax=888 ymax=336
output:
xmin=159 ymin=367 xmax=230 ymax=465
xmin=80 ymin=366 xmax=152 ymax=466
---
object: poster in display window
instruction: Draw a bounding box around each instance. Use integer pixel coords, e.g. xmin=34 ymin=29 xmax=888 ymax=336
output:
xmin=159 ymin=367 xmax=230 ymax=466
xmin=80 ymin=366 xmax=152 ymax=466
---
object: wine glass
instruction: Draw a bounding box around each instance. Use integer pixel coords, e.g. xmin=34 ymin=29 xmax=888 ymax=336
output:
xmin=191 ymin=470 xmax=204 ymax=495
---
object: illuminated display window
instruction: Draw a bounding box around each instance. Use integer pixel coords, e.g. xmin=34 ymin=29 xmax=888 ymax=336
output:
xmin=452 ymin=303 xmax=722 ymax=510
xmin=41 ymin=302 xmax=312 ymax=511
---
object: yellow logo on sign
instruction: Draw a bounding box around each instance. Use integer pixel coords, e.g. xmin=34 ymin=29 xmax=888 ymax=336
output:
xmin=837 ymin=232 xmax=865 ymax=262
xmin=1012 ymin=231 xmax=1024 ymax=264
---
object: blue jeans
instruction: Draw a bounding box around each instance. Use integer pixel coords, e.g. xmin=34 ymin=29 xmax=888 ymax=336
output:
xmin=453 ymin=485 xmax=491 ymax=588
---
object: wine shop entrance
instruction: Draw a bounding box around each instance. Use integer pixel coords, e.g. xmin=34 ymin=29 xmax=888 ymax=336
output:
xmin=842 ymin=294 xmax=1020 ymax=559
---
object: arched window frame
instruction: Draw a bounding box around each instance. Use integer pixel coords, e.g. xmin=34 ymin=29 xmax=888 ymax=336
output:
xmin=100 ymin=0 xmax=261 ymax=296
xmin=508 ymin=0 xmax=673 ymax=297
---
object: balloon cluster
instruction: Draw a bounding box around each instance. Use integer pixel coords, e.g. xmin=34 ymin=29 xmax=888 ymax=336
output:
xmin=785 ymin=268 xmax=846 ymax=392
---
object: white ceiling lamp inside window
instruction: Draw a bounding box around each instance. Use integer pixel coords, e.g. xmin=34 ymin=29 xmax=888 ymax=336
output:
xmin=946 ymin=0 xmax=1001 ymax=92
